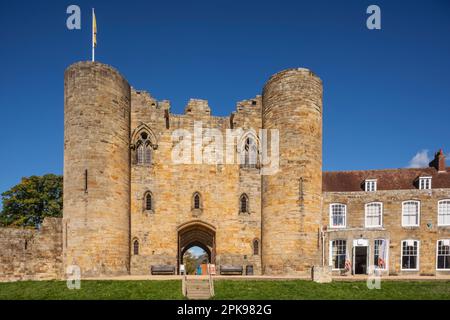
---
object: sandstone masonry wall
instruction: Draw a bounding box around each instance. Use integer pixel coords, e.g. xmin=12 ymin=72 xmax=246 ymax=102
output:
xmin=64 ymin=62 xmax=131 ymax=277
xmin=261 ymin=68 xmax=323 ymax=275
xmin=323 ymin=189 xmax=450 ymax=275
xmin=129 ymin=91 xmax=262 ymax=275
xmin=0 ymin=218 xmax=62 ymax=282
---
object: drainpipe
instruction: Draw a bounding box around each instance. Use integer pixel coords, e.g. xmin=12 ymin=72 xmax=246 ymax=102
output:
xmin=321 ymin=226 xmax=325 ymax=267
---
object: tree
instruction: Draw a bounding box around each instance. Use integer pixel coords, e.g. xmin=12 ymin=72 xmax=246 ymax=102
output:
xmin=0 ymin=174 xmax=63 ymax=227
xmin=197 ymin=253 xmax=208 ymax=264
xmin=183 ymin=251 xmax=197 ymax=275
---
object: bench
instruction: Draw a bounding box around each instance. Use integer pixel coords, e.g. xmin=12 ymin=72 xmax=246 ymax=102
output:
xmin=151 ymin=265 xmax=176 ymax=275
xmin=219 ymin=265 xmax=243 ymax=275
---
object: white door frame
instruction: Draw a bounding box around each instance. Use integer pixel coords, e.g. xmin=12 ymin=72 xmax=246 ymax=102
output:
xmin=353 ymin=239 xmax=369 ymax=275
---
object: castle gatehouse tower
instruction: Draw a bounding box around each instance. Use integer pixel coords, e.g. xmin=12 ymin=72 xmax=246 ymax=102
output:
xmin=63 ymin=62 xmax=131 ymax=276
xmin=261 ymin=68 xmax=323 ymax=275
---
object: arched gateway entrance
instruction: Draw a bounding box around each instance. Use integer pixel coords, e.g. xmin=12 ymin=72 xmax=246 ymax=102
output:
xmin=177 ymin=221 xmax=216 ymax=274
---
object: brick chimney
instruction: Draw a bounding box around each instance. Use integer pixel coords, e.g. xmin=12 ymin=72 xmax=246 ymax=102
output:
xmin=429 ymin=149 xmax=446 ymax=172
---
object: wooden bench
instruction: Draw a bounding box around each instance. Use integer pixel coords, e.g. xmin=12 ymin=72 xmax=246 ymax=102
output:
xmin=219 ymin=265 xmax=243 ymax=275
xmin=151 ymin=265 xmax=176 ymax=275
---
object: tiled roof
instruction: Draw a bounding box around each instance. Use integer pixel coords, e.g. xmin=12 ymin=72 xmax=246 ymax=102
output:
xmin=323 ymin=167 xmax=450 ymax=192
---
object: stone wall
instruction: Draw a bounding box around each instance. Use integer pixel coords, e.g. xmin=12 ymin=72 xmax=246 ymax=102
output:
xmin=62 ymin=63 xmax=325 ymax=277
xmin=64 ymin=62 xmax=131 ymax=277
xmin=0 ymin=218 xmax=63 ymax=282
xmin=261 ymin=68 xmax=323 ymax=275
xmin=323 ymin=189 xmax=450 ymax=276
xmin=59 ymin=61 xmax=448 ymax=279
xmin=129 ymin=90 xmax=262 ymax=275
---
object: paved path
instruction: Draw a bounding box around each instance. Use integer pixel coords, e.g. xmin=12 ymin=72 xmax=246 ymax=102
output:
xmin=333 ymin=275 xmax=450 ymax=281
xmin=82 ymin=274 xmax=450 ymax=281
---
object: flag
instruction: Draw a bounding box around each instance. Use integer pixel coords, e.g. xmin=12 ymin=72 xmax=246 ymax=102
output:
xmin=344 ymin=254 xmax=352 ymax=272
xmin=92 ymin=9 xmax=97 ymax=48
xmin=345 ymin=259 xmax=352 ymax=272
xmin=378 ymin=239 xmax=387 ymax=268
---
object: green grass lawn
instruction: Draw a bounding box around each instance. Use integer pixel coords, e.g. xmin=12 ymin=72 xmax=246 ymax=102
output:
xmin=0 ymin=280 xmax=449 ymax=300
xmin=0 ymin=280 xmax=183 ymax=300
xmin=213 ymin=280 xmax=450 ymax=300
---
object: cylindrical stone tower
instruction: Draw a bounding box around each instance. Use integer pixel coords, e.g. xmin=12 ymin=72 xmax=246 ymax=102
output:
xmin=261 ymin=68 xmax=323 ymax=275
xmin=63 ymin=62 xmax=131 ymax=277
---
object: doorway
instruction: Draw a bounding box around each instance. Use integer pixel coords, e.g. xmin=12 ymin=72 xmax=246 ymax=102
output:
xmin=182 ymin=246 xmax=209 ymax=275
xmin=354 ymin=246 xmax=368 ymax=274
xmin=177 ymin=221 xmax=216 ymax=275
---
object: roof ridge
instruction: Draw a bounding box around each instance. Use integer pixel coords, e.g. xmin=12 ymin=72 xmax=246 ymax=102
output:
xmin=323 ymin=167 xmax=436 ymax=174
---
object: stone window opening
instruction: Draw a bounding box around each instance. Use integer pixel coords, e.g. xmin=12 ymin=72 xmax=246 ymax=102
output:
xmin=438 ymin=200 xmax=450 ymax=226
xmin=239 ymin=193 xmax=249 ymax=214
xmin=244 ymin=138 xmax=257 ymax=168
xmin=253 ymin=239 xmax=260 ymax=255
xmin=143 ymin=191 xmax=154 ymax=212
xmin=330 ymin=239 xmax=347 ymax=270
xmin=401 ymin=240 xmax=419 ymax=270
xmin=194 ymin=193 xmax=201 ymax=209
xmin=402 ymin=201 xmax=420 ymax=227
xmin=330 ymin=203 xmax=347 ymax=228
xmin=239 ymin=134 xmax=259 ymax=169
xmin=136 ymin=139 xmax=152 ymax=165
xmin=192 ymin=192 xmax=203 ymax=216
xmin=365 ymin=202 xmax=383 ymax=228
xmin=133 ymin=239 xmax=139 ymax=255
xmin=132 ymin=128 xmax=158 ymax=166
xmin=437 ymin=239 xmax=450 ymax=270
xmin=84 ymin=169 xmax=88 ymax=193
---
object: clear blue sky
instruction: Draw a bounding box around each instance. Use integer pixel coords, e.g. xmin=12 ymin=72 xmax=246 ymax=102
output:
xmin=0 ymin=0 xmax=449 ymax=195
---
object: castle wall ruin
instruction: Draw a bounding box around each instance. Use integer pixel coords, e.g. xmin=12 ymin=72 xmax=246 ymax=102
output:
xmin=0 ymin=218 xmax=62 ymax=282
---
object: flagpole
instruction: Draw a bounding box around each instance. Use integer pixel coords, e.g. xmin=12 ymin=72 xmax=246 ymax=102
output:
xmin=92 ymin=8 xmax=95 ymax=62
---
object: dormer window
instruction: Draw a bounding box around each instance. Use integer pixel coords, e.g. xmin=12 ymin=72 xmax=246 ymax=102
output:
xmin=365 ymin=179 xmax=377 ymax=192
xmin=419 ymin=176 xmax=432 ymax=190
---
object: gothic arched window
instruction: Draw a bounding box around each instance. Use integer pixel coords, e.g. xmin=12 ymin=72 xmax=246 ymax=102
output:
xmin=136 ymin=131 xmax=152 ymax=165
xmin=240 ymin=193 xmax=249 ymax=213
xmin=253 ymin=239 xmax=259 ymax=256
xmin=137 ymin=144 xmax=145 ymax=164
xmin=144 ymin=192 xmax=153 ymax=211
xmin=193 ymin=192 xmax=202 ymax=210
xmin=133 ymin=239 xmax=139 ymax=255
xmin=241 ymin=135 xmax=258 ymax=168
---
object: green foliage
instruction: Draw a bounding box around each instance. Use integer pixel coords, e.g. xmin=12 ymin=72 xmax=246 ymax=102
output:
xmin=183 ymin=251 xmax=197 ymax=275
xmin=183 ymin=249 xmax=210 ymax=275
xmin=0 ymin=174 xmax=63 ymax=227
